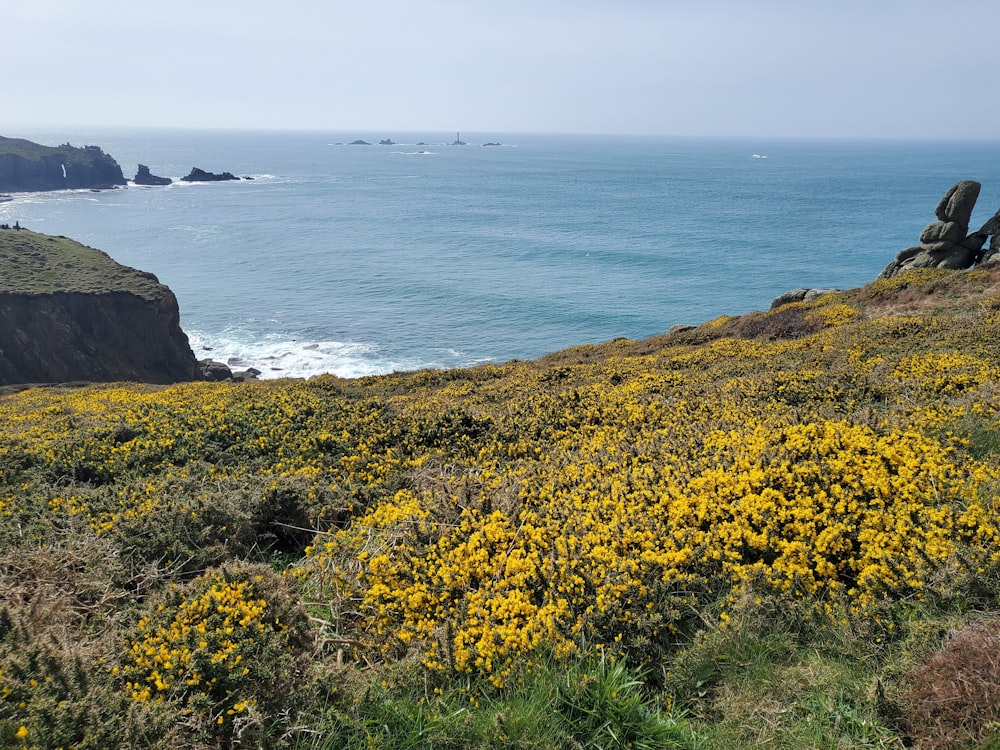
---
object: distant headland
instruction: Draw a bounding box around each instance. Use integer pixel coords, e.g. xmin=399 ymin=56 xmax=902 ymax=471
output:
xmin=0 ymin=136 xmax=126 ymax=192
xmin=0 ymin=135 xmax=248 ymax=192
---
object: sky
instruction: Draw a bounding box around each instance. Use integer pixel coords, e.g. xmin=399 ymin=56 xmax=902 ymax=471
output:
xmin=3 ymin=0 xmax=999 ymax=138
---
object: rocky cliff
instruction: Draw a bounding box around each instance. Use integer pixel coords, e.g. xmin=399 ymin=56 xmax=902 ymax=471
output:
xmin=0 ymin=136 xmax=127 ymax=192
xmin=0 ymin=230 xmax=199 ymax=384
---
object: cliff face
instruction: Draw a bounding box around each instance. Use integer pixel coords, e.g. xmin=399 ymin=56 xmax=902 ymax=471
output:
xmin=0 ymin=230 xmax=199 ymax=385
xmin=0 ymin=136 xmax=127 ymax=192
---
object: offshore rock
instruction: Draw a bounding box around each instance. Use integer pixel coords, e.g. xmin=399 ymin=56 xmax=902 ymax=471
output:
xmin=880 ymin=181 xmax=1000 ymax=278
xmin=133 ymin=164 xmax=172 ymax=186
xmin=0 ymin=136 xmax=127 ymax=192
xmin=180 ymin=167 xmax=240 ymax=182
xmin=0 ymin=230 xmax=199 ymax=385
xmin=199 ymin=360 xmax=233 ymax=381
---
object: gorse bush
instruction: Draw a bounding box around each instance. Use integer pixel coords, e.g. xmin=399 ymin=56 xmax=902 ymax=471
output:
xmin=119 ymin=564 xmax=311 ymax=747
xmin=2 ymin=267 xmax=1000 ymax=746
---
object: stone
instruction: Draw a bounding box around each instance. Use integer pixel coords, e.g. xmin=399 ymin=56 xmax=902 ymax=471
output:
xmin=770 ymin=289 xmax=810 ymax=308
xmin=770 ymin=288 xmax=839 ymax=309
xmin=880 ymin=180 xmax=997 ymax=278
xmin=919 ymin=221 xmax=965 ymax=244
xmin=180 ymin=167 xmax=240 ymax=182
xmin=934 ymin=180 xmax=981 ymax=229
xmin=199 ymin=360 xmax=233 ymax=381
xmin=133 ymin=164 xmax=172 ymax=186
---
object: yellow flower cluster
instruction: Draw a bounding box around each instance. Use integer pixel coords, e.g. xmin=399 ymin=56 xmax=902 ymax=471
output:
xmin=120 ymin=569 xmax=281 ymax=720
xmin=3 ymin=266 xmax=1000 ymax=691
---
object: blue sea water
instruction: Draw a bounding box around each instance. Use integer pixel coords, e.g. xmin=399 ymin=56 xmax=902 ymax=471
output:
xmin=3 ymin=129 xmax=1000 ymax=379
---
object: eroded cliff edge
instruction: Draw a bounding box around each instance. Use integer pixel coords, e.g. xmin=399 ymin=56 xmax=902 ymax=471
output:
xmin=0 ymin=230 xmax=199 ymax=384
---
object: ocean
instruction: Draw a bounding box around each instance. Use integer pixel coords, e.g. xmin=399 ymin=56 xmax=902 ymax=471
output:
xmin=3 ymin=129 xmax=1000 ymax=379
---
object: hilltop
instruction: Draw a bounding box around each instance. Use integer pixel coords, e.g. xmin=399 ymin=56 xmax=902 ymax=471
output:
xmin=0 ymin=229 xmax=199 ymax=384
xmin=0 ymin=229 xmax=165 ymax=298
xmin=2 ymin=263 xmax=1000 ymax=748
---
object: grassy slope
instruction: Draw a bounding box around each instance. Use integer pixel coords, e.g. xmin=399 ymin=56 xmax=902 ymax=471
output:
xmin=0 ymin=135 xmax=108 ymax=167
xmin=1 ymin=266 xmax=1000 ymax=748
xmin=0 ymin=230 xmax=165 ymax=298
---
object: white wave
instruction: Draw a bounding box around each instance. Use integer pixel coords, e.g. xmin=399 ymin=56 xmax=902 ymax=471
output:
xmin=391 ymin=150 xmax=436 ymax=156
xmin=187 ymin=330 xmax=425 ymax=380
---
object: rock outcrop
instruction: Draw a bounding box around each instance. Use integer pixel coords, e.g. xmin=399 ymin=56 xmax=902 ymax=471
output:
xmin=0 ymin=230 xmax=200 ymax=385
xmin=770 ymin=288 xmax=841 ymax=309
xmin=133 ymin=164 xmax=172 ymax=186
xmin=180 ymin=167 xmax=240 ymax=182
xmin=0 ymin=136 xmax=127 ymax=192
xmin=880 ymin=181 xmax=999 ymax=278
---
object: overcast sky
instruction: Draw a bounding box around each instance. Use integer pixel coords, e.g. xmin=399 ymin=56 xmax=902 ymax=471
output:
xmin=3 ymin=0 xmax=998 ymax=138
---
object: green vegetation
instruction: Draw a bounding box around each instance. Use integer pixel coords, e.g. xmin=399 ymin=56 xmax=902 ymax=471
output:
xmin=0 ymin=230 xmax=165 ymax=298
xmin=0 ymin=136 xmax=106 ymax=166
xmin=2 ymin=267 xmax=1000 ymax=748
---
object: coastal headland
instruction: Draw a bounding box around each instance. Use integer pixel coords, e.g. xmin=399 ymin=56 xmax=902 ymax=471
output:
xmin=1 ymin=135 xmax=1000 ymax=747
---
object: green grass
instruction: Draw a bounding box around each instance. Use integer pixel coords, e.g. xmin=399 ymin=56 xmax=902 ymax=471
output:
xmin=0 ymin=135 xmax=111 ymax=168
xmin=0 ymin=230 xmax=165 ymax=297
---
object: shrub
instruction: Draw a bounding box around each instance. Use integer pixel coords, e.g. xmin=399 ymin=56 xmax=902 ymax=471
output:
xmin=119 ymin=564 xmax=312 ymax=747
xmin=901 ymin=617 xmax=1000 ymax=749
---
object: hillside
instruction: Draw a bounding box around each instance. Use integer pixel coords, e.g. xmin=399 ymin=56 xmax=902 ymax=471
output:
xmin=2 ymin=267 xmax=1000 ymax=748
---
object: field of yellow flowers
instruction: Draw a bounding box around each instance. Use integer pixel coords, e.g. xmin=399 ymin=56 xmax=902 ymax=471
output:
xmin=2 ymin=267 xmax=1000 ymax=748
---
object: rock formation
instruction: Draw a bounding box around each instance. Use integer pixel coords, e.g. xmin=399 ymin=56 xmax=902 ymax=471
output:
xmin=880 ymin=181 xmax=1000 ymax=278
xmin=0 ymin=136 xmax=127 ymax=192
xmin=180 ymin=167 xmax=241 ymax=182
xmin=770 ymin=288 xmax=840 ymax=309
xmin=976 ymin=209 xmax=1000 ymax=266
xmin=0 ymin=229 xmax=200 ymax=385
xmin=133 ymin=164 xmax=172 ymax=186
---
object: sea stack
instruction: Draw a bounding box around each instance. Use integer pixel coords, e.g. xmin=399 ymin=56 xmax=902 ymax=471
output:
xmin=133 ymin=164 xmax=172 ymax=186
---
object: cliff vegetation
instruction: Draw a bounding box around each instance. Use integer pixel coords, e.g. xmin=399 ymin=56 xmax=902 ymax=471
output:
xmin=0 ymin=230 xmax=198 ymax=384
xmin=2 ymin=268 xmax=1000 ymax=748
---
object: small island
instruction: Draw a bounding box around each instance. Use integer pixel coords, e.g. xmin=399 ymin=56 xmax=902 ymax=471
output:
xmin=133 ymin=164 xmax=172 ymax=186
xmin=180 ymin=167 xmax=241 ymax=182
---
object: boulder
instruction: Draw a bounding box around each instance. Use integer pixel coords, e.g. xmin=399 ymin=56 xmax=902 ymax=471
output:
xmin=133 ymin=164 xmax=172 ymax=186
xmin=934 ymin=180 xmax=981 ymax=229
xmin=919 ymin=221 xmax=965 ymax=244
xmin=770 ymin=288 xmax=840 ymax=309
xmin=199 ymin=360 xmax=233 ymax=381
xmin=180 ymin=167 xmax=240 ymax=182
